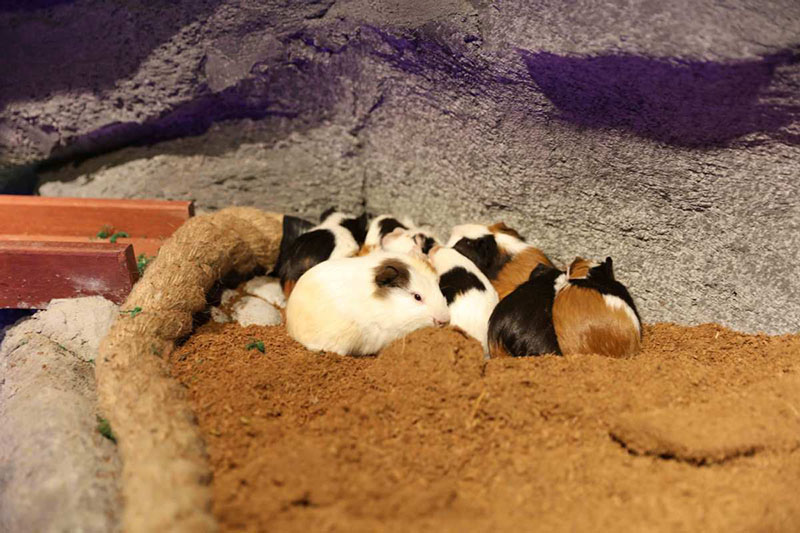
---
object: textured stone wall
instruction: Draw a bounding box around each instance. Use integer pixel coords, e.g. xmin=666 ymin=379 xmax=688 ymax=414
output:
xmin=1 ymin=1 xmax=798 ymax=333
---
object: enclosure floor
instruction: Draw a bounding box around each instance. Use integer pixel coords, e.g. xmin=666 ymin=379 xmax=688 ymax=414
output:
xmin=170 ymin=322 xmax=800 ymax=532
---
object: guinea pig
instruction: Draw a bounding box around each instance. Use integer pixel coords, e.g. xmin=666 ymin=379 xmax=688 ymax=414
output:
xmin=487 ymin=263 xmax=563 ymax=357
xmin=360 ymin=214 xmax=415 ymax=255
xmin=381 ymin=226 xmax=440 ymax=256
xmin=446 ymin=222 xmax=554 ymax=300
xmin=271 ymin=214 xmax=315 ymax=275
xmin=552 ymin=257 xmax=641 ymax=358
xmin=429 ymin=245 xmax=499 ymax=354
xmin=286 ymin=251 xmax=450 ymax=356
xmin=277 ymin=208 xmax=368 ymax=297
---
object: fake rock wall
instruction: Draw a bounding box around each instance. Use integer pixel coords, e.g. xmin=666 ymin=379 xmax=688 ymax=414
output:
xmin=1 ymin=0 xmax=799 ymax=333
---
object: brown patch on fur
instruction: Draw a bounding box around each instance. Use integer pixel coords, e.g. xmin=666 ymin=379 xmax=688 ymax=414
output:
xmin=373 ymin=258 xmax=411 ymax=297
xmin=492 ymin=247 xmax=555 ymax=300
xmin=552 ymin=284 xmax=640 ymax=358
xmin=416 ymin=255 xmax=437 ymax=276
xmin=567 ymin=257 xmax=593 ymax=279
xmin=489 ymin=340 xmax=513 ymax=358
xmin=282 ymin=279 xmax=297 ymax=299
xmin=488 ymin=222 xmax=523 ymax=240
xmin=357 ymin=244 xmax=376 ymax=256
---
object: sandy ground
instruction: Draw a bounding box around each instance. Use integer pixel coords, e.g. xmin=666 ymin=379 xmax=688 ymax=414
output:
xmin=170 ymin=322 xmax=800 ymax=532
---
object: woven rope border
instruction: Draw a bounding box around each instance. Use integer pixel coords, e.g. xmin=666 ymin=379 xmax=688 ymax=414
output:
xmin=97 ymin=207 xmax=282 ymax=532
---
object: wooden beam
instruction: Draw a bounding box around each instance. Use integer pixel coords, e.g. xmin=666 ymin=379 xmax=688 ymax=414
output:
xmin=0 ymin=195 xmax=193 ymax=258
xmin=0 ymin=241 xmax=139 ymax=308
xmin=0 ymin=234 xmax=166 ymax=257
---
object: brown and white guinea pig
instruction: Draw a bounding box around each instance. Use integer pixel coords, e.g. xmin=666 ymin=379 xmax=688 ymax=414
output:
xmin=552 ymin=257 xmax=641 ymax=358
xmin=446 ymin=222 xmax=554 ymax=300
xmin=380 ymin=226 xmax=440 ymax=256
xmin=286 ymin=251 xmax=450 ymax=356
xmin=487 ymin=263 xmax=563 ymax=357
xmin=276 ymin=208 xmax=368 ymax=297
xmin=429 ymin=245 xmax=499 ymax=355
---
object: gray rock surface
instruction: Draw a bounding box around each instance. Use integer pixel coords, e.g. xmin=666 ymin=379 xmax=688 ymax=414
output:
xmin=0 ymin=297 xmax=121 ymax=533
xmin=2 ymin=1 xmax=799 ymax=333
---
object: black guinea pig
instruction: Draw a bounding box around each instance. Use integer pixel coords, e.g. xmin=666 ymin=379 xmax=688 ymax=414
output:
xmin=487 ymin=263 xmax=563 ymax=357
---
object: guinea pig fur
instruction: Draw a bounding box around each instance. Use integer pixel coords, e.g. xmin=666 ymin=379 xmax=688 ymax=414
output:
xmin=447 ymin=222 xmax=554 ymax=301
xmin=381 ymin=226 xmax=440 ymax=256
xmin=552 ymin=257 xmax=642 ymax=358
xmin=363 ymin=214 xmax=414 ymax=250
xmin=429 ymin=245 xmax=499 ymax=354
xmin=286 ymin=251 xmax=450 ymax=356
xmin=487 ymin=263 xmax=563 ymax=357
xmin=271 ymin=214 xmax=315 ymax=276
xmin=278 ymin=209 xmax=368 ymax=297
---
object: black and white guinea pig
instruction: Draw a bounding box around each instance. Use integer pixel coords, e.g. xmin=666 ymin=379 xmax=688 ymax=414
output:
xmin=487 ymin=263 xmax=563 ymax=357
xmin=361 ymin=214 xmax=414 ymax=253
xmin=429 ymin=245 xmax=499 ymax=355
xmin=286 ymin=251 xmax=450 ymax=356
xmin=552 ymin=257 xmax=641 ymax=358
xmin=272 ymin=214 xmax=315 ymax=275
xmin=447 ymin=222 xmax=554 ymax=300
xmin=380 ymin=226 xmax=440 ymax=256
xmin=277 ymin=208 xmax=368 ymax=297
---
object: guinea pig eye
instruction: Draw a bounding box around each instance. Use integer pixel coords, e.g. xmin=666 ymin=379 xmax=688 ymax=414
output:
xmin=413 ymin=293 xmax=423 ymax=302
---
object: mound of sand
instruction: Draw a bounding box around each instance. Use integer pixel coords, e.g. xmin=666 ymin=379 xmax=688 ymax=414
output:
xmin=170 ymin=322 xmax=800 ymax=532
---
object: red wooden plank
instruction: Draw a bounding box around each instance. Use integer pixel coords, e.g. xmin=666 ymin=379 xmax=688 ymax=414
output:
xmin=0 ymin=196 xmax=193 ymax=257
xmin=0 ymin=234 xmax=165 ymax=257
xmin=0 ymin=241 xmax=139 ymax=308
xmin=0 ymin=195 xmax=194 ymax=238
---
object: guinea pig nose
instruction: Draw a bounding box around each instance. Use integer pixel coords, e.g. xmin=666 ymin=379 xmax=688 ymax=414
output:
xmin=433 ymin=315 xmax=450 ymax=327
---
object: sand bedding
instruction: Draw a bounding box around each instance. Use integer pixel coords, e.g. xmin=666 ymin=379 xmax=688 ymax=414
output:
xmin=170 ymin=321 xmax=800 ymax=532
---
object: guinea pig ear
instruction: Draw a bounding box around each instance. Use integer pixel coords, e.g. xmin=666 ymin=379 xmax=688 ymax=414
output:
xmin=283 ymin=215 xmax=314 ymax=240
xmin=271 ymin=215 xmax=314 ymax=276
xmin=489 ymin=222 xmax=523 ymax=240
xmin=374 ymin=259 xmax=411 ymax=292
xmin=320 ymin=207 xmax=336 ymax=223
xmin=416 ymin=234 xmax=437 ymax=255
xmin=342 ymin=212 xmax=369 ymax=246
xmin=603 ymin=257 xmax=615 ymax=280
xmin=529 ymin=263 xmax=549 ymax=280
xmin=567 ymin=257 xmax=589 ymax=279
xmin=475 ymin=235 xmax=499 ymax=264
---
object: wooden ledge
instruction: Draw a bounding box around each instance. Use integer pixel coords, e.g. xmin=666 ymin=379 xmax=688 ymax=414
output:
xmin=0 ymin=241 xmax=139 ymax=308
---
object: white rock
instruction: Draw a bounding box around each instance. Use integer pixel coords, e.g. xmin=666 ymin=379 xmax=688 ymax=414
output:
xmin=231 ymin=296 xmax=282 ymax=327
xmin=242 ymin=276 xmax=286 ymax=308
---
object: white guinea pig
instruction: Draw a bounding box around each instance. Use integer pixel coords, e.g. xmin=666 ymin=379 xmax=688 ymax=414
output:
xmin=429 ymin=245 xmax=499 ymax=355
xmin=286 ymin=251 xmax=451 ymax=356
